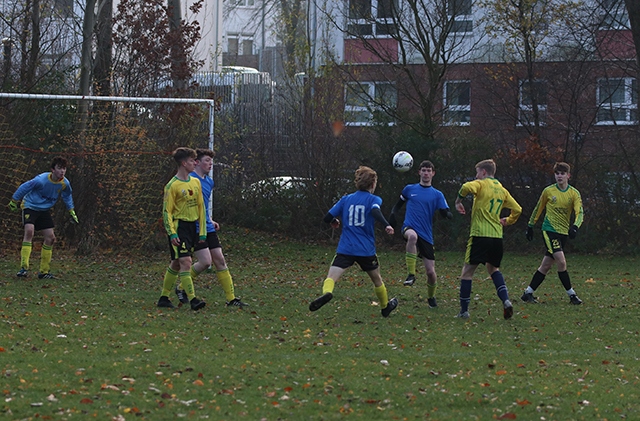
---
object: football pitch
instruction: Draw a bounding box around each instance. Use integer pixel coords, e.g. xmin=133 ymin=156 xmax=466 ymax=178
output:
xmin=1 ymin=226 xmax=639 ymax=420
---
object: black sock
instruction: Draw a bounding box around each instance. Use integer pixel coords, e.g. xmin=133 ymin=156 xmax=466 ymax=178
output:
xmin=530 ymin=270 xmax=546 ymax=290
xmin=558 ymin=270 xmax=572 ymax=290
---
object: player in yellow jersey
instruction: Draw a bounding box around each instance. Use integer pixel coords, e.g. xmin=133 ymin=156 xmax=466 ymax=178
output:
xmin=157 ymin=147 xmax=207 ymax=311
xmin=454 ymin=159 xmax=522 ymax=320
xmin=522 ymin=162 xmax=584 ymax=305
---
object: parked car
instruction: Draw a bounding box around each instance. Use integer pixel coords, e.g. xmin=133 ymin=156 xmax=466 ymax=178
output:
xmin=243 ymin=176 xmax=313 ymax=200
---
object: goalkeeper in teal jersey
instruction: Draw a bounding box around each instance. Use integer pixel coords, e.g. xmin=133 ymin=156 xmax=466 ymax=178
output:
xmin=8 ymin=156 xmax=78 ymax=279
xmin=522 ymin=162 xmax=584 ymax=305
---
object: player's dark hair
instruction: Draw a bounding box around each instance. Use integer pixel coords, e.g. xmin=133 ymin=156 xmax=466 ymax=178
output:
xmin=195 ymin=148 xmax=215 ymax=160
xmin=475 ymin=159 xmax=496 ymax=176
xmin=554 ymin=162 xmax=571 ymax=173
xmin=355 ymin=166 xmax=377 ymax=191
xmin=172 ymin=147 xmax=196 ymax=164
xmin=50 ymin=156 xmax=67 ymax=169
xmin=419 ymin=160 xmax=434 ymax=170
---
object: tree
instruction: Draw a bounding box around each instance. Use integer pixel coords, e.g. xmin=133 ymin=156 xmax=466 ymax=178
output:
xmin=314 ymin=0 xmax=488 ymax=146
xmin=112 ymin=0 xmax=203 ymax=97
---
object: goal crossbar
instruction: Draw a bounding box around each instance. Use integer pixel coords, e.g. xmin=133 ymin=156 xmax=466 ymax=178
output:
xmin=0 ymin=92 xmax=216 ymax=150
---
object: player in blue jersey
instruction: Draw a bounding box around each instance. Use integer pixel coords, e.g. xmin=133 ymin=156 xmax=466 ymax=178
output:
xmin=309 ymin=166 xmax=398 ymax=317
xmin=8 ymin=156 xmax=78 ymax=279
xmin=175 ymin=148 xmax=248 ymax=308
xmin=388 ymin=160 xmax=452 ymax=307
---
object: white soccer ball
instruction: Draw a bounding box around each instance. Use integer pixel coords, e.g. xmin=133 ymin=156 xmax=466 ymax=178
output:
xmin=392 ymin=151 xmax=413 ymax=173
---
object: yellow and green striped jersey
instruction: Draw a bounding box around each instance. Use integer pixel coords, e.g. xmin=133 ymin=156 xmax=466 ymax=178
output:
xmin=528 ymin=184 xmax=583 ymax=235
xmin=458 ymin=177 xmax=522 ymax=238
xmin=162 ymin=176 xmax=207 ymax=239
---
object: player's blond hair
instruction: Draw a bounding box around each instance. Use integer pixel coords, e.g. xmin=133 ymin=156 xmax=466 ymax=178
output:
xmin=475 ymin=159 xmax=496 ymax=176
xmin=355 ymin=166 xmax=377 ymax=191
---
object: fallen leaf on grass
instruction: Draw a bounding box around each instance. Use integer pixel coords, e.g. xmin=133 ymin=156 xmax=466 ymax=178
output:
xmin=80 ymin=398 xmax=93 ymax=404
xmin=516 ymin=398 xmax=531 ymax=405
xmin=496 ymin=370 xmax=507 ymax=375
xmin=498 ymin=413 xmax=516 ymax=419
xmin=193 ymin=380 xmax=204 ymax=386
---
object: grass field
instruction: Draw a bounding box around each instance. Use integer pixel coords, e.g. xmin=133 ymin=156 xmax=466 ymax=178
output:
xmin=1 ymin=226 xmax=640 ymax=420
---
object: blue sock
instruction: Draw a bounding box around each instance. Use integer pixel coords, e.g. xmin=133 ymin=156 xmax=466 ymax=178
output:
xmin=491 ymin=271 xmax=509 ymax=302
xmin=460 ymin=279 xmax=472 ymax=312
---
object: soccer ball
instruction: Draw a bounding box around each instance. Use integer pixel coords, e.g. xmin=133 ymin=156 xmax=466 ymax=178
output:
xmin=392 ymin=151 xmax=413 ymax=173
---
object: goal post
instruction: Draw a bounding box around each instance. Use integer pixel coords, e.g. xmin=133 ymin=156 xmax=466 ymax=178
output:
xmin=0 ymin=93 xmax=216 ymax=255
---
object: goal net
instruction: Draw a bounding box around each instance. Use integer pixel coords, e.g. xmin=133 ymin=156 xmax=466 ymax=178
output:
xmin=0 ymin=93 xmax=214 ymax=255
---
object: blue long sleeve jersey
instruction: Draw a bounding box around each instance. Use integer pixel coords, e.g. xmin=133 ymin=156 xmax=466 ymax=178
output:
xmin=12 ymin=172 xmax=74 ymax=211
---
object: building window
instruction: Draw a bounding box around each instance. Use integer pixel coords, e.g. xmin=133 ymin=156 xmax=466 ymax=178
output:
xmin=447 ymin=0 xmax=472 ymax=34
xmin=242 ymin=39 xmax=253 ymax=55
xmin=599 ymin=0 xmax=629 ymax=30
xmin=344 ymin=82 xmax=397 ymax=126
xmin=228 ymin=0 xmax=255 ymax=7
xmin=227 ymin=35 xmax=239 ymax=55
xmin=347 ymin=0 xmax=397 ymax=37
xmin=597 ymin=78 xmax=638 ymax=125
xmin=227 ymin=34 xmax=253 ymax=55
xmin=518 ymin=79 xmax=547 ymax=126
xmin=443 ymin=80 xmax=470 ymax=126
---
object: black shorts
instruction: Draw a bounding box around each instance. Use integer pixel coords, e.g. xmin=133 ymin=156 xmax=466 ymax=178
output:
xmin=403 ymin=227 xmax=435 ymax=260
xmin=331 ymin=253 xmax=379 ymax=272
xmin=194 ymin=231 xmax=222 ymax=251
xmin=465 ymin=236 xmax=503 ymax=268
xmin=168 ymin=220 xmax=198 ymax=260
xmin=22 ymin=208 xmax=54 ymax=231
xmin=542 ymin=231 xmax=567 ymax=256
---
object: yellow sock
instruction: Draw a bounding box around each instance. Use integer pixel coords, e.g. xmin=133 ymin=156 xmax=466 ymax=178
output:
xmin=427 ymin=282 xmax=437 ymax=299
xmin=375 ymin=284 xmax=389 ymax=309
xmin=177 ymin=266 xmax=203 ymax=290
xmin=180 ymin=272 xmax=195 ymax=300
xmin=190 ymin=266 xmax=202 ymax=279
xmin=322 ymin=278 xmax=335 ymax=294
xmin=40 ymin=244 xmax=53 ymax=274
xmin=405 ymin=253 xmax=417 ymax=275
xmin=216 ymin=268 xmax=235 ymax=301
xmin=20 ymin=242 xmax=32 ymax=270
xmin=161 ymin=267 xmax=179 ymax=297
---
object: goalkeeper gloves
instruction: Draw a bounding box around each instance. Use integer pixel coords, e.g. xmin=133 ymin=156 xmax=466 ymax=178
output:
xmin=526 ymin=226 xmax=533 ymax=241
xmin=69 ymin=209 xmax=79 ymax=224
xmin=568 ymin=225 xmax=578 ymax=239
xmin=8 ymin=200 xmax=19 ymax=212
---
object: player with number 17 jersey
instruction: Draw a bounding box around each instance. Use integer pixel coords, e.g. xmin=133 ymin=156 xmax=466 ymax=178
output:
xmin=329 ymin=190 xmax=383 ymax=257
xmin=459 ymin=177 xmax=521 ymax=238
